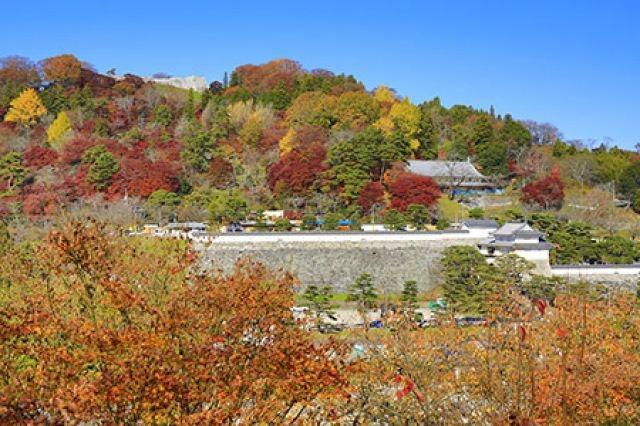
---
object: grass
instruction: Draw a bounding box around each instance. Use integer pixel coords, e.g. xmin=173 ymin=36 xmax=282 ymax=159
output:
xmin=438 ymin=196 xmax=467 ymax=222
xmin=154 ymin=84 xmax=202 ymax=103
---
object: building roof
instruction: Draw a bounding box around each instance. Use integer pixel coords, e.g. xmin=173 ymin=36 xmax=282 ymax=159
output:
xmin=493 ymin=222 xmax=543 ymax=238
xmin=462 ymin=219 xmax=499 ymax=229
xmin=480 ymin=241 xmax=555 ymax=250
xmin=407 ymin=160 xmax=487 ymax=180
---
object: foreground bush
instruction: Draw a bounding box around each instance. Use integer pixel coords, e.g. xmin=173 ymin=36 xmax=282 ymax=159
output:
xmin=0 ymin=221 xmax=347 ymax=424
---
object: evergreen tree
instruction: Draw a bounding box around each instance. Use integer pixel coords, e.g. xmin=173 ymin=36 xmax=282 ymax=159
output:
xmin=152 ymin=104 xmax=173 ymax=127
xmin=400 ymin=280 xmax=419 ymax=314
xmin=301 ymin=214 xmax=317 ymax=231
xmin=274 ymin=218 xmax=292 ymax=231
xmin=347 ymin=273 xmax=379 ymax=326
xmin=0 ymin=152 xmax=27 ymax=195
xmin=0 ymin=220 xmax=10 ymax=256
xmin=321 ymin=212 xmax=342 ymax=231
xmin=471 ymin=114 xmax=494 ymax=150
xmin=87 ymin=151 xmax=119 ymax=190
xmin=405 ymin=204 xmax=429 ymax=230
xmin=326 ymin=126 xmax=391 ymax=205
xmin=383 ymin=208 xmax=406 ymax=231
xmin=467 ymin=207 xmax=484 ymax=219
xmin=416 ymin=107 xmax=439 ymax=159
xmin=493 ymin=254 xmax=534 ymax=290
xmin=500 ymin=114 xmax=531 ymax=147
xmin=440 ymin=246 xmax=493 ymax=315
xmin=477 ymin=140 xmax=508 ymax=176
xmin=302 ymin=285 xmax=338 ymax=327
xmin=180 ymin=122 xmax=216 ymax=173
xmin=349 ymin=213 xmax=362 ymax=231
xmin=254 ymin=210 xmax=269 ymax=231
xmin=39 ymin=84 xmax=69 ymax=116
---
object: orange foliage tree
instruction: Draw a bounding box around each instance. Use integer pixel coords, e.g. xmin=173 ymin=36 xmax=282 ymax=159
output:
xmin=40 ymin=54 xmax=83 ymax=85
xmin=0 ymin=221 xmax=348 ymax=424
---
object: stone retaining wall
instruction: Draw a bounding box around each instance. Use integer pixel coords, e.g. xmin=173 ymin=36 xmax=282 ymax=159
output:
xmin=201 ymin=234 xmax=486 ymax=293
xmin=200 ymin=233 xmax=639 ymax=294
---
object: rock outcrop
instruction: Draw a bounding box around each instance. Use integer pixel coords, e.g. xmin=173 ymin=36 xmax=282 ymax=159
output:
xmin=146 ymin=75 xmax=208 ymax=92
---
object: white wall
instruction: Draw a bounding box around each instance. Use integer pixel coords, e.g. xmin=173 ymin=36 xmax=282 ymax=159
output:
xmin=212 ymin=231 xmax=479 ymax=244
xmin=552 ymin=265 xmax=640 ymax=276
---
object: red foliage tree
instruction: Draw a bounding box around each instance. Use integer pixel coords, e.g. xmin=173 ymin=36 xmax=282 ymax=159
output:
xmin=22 ymin=184 xmax=63 ymax=218
xmin=232 ymin=59 xmax=303 ymax=94
xmin=207 ymin=157 xmax=234 ymax=189
xmin=79 ymin=68 xmax=116 ymax=97
xmin=109 ymin=158 xmax=181 ymax=198
xmin=521 ymin=165 xmax=565 ymax=210
xmin=267 ymin=143 xmax=327 ymax=196
xmin=60 ymin=136 xmax=98 ymax=164
xmin=259 ymin=127 xmax=287 ymax=152
xmin=22 ymin=145 xmax=58 ymax=169
xmin=387 ymin=173 xmax=441 ymax=212
xmin=357 ymin=181 xmax=385 ymax=213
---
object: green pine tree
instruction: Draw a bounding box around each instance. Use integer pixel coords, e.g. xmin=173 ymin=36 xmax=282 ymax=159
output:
xmin=400 ymin=280 xmax=419 ymax=314
xmin=348 ymin=273 xmax=379 ymax=328
xmin=302 ymin=285 xmax=338 ymax=327
xmin=87 ymin=151 xmax=119 ymax=190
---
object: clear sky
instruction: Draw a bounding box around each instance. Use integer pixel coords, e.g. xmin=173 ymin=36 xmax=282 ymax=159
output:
xmin=2 ymin=1 xmax=639 ymax=148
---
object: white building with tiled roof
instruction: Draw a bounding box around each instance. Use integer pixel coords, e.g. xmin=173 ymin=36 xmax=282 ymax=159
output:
xmin=478 ymin=222 xmax=553 ymax=274
xmin=407 ymin=159 xmax=496 ymax=192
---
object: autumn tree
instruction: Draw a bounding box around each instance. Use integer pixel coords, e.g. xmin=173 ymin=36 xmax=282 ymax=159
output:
xmin=0 ymin=221 xmax=348 ymax=424
xmin=332 ymin=91 xmax=380 ymax=130
xmin=268 ymin=143 xmax=327 ymax=198
xmin=46 ymin=111 xmax=73 ymax=149
xmin=389 ymin=98 xmax=421 ymax=148
xmin=40 ymin=54 xmax=83 ymax=85
xmin=357 ymin=181 xmax=385 ymax=214
xmin=387 ymin=173 xmax=441 ymax=212
xmin=3 ymin=88 xmax=47 ymax=126
xmin=239 ymin=111 xmax=264 ymax=147
xmin=0 ymin=56 xmax=41 ymax=108
xmin=521 ymin=165 xmax=565 ymax=210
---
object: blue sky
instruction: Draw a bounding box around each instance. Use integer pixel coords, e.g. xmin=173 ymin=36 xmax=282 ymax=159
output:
xmin=2 ymin=1 xmax=639 ymax=148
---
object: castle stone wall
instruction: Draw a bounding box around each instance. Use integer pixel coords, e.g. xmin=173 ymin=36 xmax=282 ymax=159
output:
xmin=200 ymin=232 xmax=487 ymax=294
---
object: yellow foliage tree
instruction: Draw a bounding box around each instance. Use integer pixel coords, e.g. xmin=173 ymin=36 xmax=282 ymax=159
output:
xmin=373 ymin=85 xmax=398 ymax=108
xmin=239 ymin=112 xmax=264 ymax=147
xmin=389 ymin=98 xmax=420 ymax=139
xmin=278 ymin=128 xmax=297 ymax=156
xmin=4 ymin=88 xmax=47 ymax=126
xmin=373 ymin=115 xmax=395 ymax=135
xmin=47 ymin=111 xmax=73 ymax=149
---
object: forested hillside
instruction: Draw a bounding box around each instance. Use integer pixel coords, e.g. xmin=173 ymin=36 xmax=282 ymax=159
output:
xmin=1 ymin=54 xmax=640 ymax=232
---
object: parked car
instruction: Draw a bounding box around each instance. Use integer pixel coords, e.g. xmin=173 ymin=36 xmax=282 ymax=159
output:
xmin=369 ymin=320 xmax=384 ymax=328
xmin=456 ymin=316 xmax=487 ymax=326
